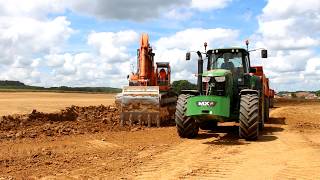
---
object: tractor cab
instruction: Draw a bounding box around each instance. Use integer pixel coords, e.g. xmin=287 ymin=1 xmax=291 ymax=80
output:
xmin=207 ymin=49 xmax=250 ymax=81
xmin=201 ymin=48 xmax=250 ymax=99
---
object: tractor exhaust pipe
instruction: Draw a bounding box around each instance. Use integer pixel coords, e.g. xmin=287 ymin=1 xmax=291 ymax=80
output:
xmin=196 ymin=51 xmax=203 ymax=95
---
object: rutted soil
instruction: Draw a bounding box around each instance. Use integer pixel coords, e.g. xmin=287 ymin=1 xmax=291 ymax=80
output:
xmin=0 ymin=105 xmax=123 ymax=140
xmin=0 ymin=99 xmax=320 ymax=179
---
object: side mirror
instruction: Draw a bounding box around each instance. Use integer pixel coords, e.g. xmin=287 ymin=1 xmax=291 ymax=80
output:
xmin=249 ymin=68 xmax=257 ymax=73
xmin=186 ymin=52 xmax=191 ymax=61
xmin=261 ymin=49 xmax=268 ymax=58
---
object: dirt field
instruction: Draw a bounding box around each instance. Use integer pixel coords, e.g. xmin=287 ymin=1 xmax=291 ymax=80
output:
xmin=1 ymin=95 xmax=320 ymax=179
xmin=0 ymin=92 xmax=115 ymax=116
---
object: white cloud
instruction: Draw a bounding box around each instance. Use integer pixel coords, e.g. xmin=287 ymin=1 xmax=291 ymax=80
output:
xmin=156 ymin=28 xmax=239 ymax=50
xmin=305 ymin=57 xmax=320 ymax=72
xmin=0 ymin=16 xmax=73 ymax=65
xmin=66 ymin=0 xmax=185 ymax=21
xmin=253 ymin=0 xmax=320 ymax=91
xmin=0 ymin=1 xmax=73 ymax=86
xmin=0 ymin=0 xmax=236 ymax=88
xmin=0 ymin=0 xmax=65 ymax=19
xmin=261 ymin=0 xmax=320 ymax=20
xmin=257 ymin=0 xmax=320 ymax=51
xmin=88 ymin=30 xmax=138 ymax=63
xmin=164 ymin=9 xmax=194 ymax=20
xmin=38 ymin=30 xmax=138 ymax=87
xmin=191 ymin=0 xmax=232 ymax=11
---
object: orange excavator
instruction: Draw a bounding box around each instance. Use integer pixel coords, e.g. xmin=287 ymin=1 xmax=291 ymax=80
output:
xmin=116 ymin=33 xmax=177 ymax=127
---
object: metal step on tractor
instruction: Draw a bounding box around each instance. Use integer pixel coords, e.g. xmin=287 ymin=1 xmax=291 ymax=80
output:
xmin=175 ymin=41 xmax=269 ymax=140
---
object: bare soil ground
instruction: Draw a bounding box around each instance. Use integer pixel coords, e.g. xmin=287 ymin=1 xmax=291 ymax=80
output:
xmin=0 ymin=95 xmax=320 ymax=179
xmin=0 ymin=92 xmax=115 ymax=116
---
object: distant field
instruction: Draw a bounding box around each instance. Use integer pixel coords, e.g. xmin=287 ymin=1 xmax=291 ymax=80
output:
xmin=0 ymin=92 xmax=116 ymax=116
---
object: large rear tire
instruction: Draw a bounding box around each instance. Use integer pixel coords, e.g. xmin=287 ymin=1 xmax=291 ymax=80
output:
xmin=175 ymin=94 xmax=199 ymax=138
xmin=239 ymin=94 xmax=260 ymax=141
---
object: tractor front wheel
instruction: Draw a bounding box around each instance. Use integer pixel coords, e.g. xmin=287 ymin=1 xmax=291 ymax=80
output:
xmin=175 ymin=94 xmax=199 ymax=138
xmin=239 ymin=94 xmax=260 ymax=141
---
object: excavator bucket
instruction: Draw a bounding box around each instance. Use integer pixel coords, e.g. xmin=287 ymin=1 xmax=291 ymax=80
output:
xmin=120 ymin=86 xmax=160 ymax=127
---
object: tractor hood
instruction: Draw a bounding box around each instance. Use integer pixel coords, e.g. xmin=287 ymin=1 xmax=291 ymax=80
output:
xmin=202 ymin=69 xmax=231 ymax=77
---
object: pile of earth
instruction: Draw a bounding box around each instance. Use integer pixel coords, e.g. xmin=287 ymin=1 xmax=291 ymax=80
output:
xmin=0 ymin=105 xmax=127 ymax=140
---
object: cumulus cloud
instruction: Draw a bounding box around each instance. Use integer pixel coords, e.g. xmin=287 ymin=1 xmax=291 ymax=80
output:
xmin=0 ymin=1 xmax=73 ymax=86
xmin=40 ymin=30 xmax=138 ymax=87
xmin=66 ymin=0 xmax=185 ymax=21
xmin=191 ymin=0 xmax=232 ymax=11
xmin=254 ymin=0 xmax=320 ymax=91
xmin=0 ymin=16 xmax=72 ymax=65
xmin=0 ymin=0 xmax=65 ymax=19
xmin=88 ymin=30 xmax=138 ymax=63
xmin=156 ymin=28 xmax=239 ymax=51
xmin=257 ymin=0 xmax=320 ymax=51
xmin=164 ymin=9 xmax=194 ymax=20
xmin=0 ymin=0 xmax=236 ymax=88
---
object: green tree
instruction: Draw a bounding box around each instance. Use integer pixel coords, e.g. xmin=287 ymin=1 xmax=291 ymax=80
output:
xmin=172 ymin=80 xmax=197 ymax=94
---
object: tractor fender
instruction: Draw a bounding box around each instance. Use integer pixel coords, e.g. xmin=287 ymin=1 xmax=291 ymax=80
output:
xmin=240 ymin=89 xmax=259 ymax=96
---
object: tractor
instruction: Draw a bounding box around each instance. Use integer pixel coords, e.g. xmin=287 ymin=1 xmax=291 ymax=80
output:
xmin=175 ymin=43 xmax=268 ymax=140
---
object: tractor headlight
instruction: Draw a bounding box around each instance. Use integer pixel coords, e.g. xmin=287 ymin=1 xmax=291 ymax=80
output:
xmin=214 ymin=76 xmax=226 ymax=82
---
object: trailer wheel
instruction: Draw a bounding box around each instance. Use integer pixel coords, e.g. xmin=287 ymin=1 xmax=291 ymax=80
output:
xmin=264 ymin=97 xmax=269 ymax=123
xmin=175 ymin=94 xmax=199 ymax=138
xmin=259 ymin=96 xmax=265 ymax=130
xmin=239 ymin=94 xmax=260 ymax=141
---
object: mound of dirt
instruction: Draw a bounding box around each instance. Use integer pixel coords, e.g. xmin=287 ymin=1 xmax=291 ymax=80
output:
xmin=0 ymin=105 xmax=126 ymax=140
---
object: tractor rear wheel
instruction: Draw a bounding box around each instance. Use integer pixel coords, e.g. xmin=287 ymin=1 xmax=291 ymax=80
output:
xmin=239 ymin=94 xmax=260 ymax=141
xmin=175 ymin=94 xmax=199 ymax=138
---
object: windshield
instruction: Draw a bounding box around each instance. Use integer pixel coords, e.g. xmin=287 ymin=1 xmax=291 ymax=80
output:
xmin=209 ymin=52 xmax=243 ymax=71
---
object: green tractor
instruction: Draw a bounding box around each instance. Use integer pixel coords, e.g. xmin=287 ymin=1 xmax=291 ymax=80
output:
xmin=175 ymin=44 xmax=268 ymax=140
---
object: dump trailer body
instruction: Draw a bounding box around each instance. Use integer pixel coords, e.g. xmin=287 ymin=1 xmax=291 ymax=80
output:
xmin=252 ymin=66 xmax=270 ymax=97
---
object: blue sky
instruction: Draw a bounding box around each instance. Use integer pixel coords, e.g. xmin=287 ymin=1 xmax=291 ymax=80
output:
xmin=0 ymin=0 xmax=319 ymax=91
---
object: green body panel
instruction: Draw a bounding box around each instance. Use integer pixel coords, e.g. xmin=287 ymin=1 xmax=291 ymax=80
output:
xmin=202 ymin=69 xmax=234 ymax=105
xmin=249 ymin=75 xmax=262 ymax=90
xmin=186 ymin=96 xmax=230 ymax=120
xmin=202 ymin=69 xmax=231 ymax=77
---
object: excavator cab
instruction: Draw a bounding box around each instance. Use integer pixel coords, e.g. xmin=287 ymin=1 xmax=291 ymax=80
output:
xmin=156 ymin=62 xmax=170 ymax=91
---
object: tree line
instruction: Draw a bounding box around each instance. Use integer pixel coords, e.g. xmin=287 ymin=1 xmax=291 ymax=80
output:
xmin=0 ymin=80 xmax=121 ymax=93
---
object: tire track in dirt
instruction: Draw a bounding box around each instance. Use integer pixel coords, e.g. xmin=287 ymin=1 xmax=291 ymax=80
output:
xmin=131 ymin=138 xmax=247 ymax=179
xmin=131 ymin=106 xmax=320 ymax=179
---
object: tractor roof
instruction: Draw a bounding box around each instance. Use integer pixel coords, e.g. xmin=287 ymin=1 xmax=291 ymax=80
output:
xmin=208 ymin=47 xmax=248 ymax=53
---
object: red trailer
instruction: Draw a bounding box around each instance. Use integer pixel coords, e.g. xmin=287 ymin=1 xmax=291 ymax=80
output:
xmin=252 ymin=66 xmax=274 ymax=122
